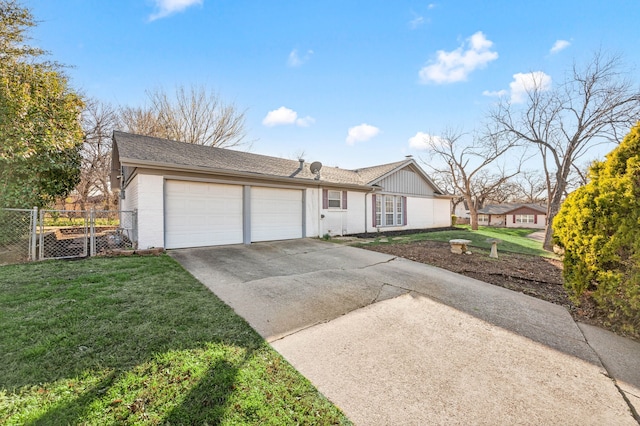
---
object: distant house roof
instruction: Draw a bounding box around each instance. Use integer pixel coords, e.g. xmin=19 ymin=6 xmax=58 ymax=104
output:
xmin=111 ymin=131 xmax=448 ymax=194
xmin=477 ymin=203 xmax=547 ymax=215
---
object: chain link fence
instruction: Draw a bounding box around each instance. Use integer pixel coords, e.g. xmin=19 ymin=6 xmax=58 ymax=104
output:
xmin=0 ymin=208 xmax=137 ymax=265
xmin=0 ymin=208 xmax=38 ymax=266
xmin=91 ymin=210 xmax=137 ymax=256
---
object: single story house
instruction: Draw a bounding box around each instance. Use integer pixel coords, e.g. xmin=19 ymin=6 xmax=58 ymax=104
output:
xmin=476 ymin=203 xmax=547 ymax=229
xmin=110 ymin=131 xmax=453 ymax=249
xmin=452 ymin=200 xmax=470 ymax=223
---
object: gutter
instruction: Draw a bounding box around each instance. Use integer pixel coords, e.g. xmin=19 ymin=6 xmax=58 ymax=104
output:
xmin=117 ymin=157 xmax=372 ymax=191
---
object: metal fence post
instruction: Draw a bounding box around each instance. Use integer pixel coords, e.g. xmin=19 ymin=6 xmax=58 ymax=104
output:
xmin=90 ymin=208 xmax=96 ymax=257
xmin=29 ymin=207 xmax=38 ymax=261
xmin=133 ymin=209 xmax=138 ymax=249
xmin=38 ymin=209 xmax=44 ymax=260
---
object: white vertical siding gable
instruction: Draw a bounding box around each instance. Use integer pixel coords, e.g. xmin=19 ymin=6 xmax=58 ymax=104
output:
xmin=375 ymin=167 xmax=435 ymax=196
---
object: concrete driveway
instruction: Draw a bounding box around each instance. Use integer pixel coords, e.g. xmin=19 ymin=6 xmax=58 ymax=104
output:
xmin=170 ymin=239 xmax=639 ymax=425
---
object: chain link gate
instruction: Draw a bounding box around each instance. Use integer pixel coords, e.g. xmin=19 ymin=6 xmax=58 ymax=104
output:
xmin=90 ymin=210 xmax=137 ymax=256
xmin=39 ymin=210 xmax=89 ymax=260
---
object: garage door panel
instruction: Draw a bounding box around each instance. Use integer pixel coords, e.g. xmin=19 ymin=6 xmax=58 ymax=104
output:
xmin=165 ymin=181 xmax=243 ymax=249
xmin=251 ymin=187 xmax=302 ymax=242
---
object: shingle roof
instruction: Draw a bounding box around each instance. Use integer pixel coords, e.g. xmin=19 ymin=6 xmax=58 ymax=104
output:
xmin=352 ymin=161 xmax=408 ymax=183
xmin=112 ymin=131 xmax=417 ymax=187
xmin=477 ymin=203 xmax=547 ymax=215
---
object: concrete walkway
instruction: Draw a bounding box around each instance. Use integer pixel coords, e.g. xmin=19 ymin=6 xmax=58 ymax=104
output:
xmin=526 ymin=230 xmax=546 ymax=242
xmin=170 ymin=239 xmax=640 ymax=425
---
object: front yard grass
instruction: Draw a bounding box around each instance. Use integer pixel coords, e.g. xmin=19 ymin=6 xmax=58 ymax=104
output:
xmin=0 ymin=255 xmax=350 ymax=425
xmin=354 ymin=226 xmax=552 ymax=257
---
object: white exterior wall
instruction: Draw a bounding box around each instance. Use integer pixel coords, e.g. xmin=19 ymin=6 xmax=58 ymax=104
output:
xmin=305 ymin=188 xmax=320 ymax=237
xmin=406 ymin=197 xmax=433 ymax=229
xmin=121 ymin=175 xmax=138 ymax=212
xmin=405 ymin=197 xmax=451 ymax=229
xmin=319 ymin=190 xmax=366 ymax=236
xmin=488 ymin=215 xmax=507 ymax=226
xmin=431 ymin=198 xmax=453 ymax=227
xmin=346 ymin=192 xmax=366 ymax=234
xmin=453 ymin=202 xmax=468 ymax=219
xmin=505 ymin=214 xmax=546 ymax=229
xmin=136 ymin=174 xmax=165 ymax=249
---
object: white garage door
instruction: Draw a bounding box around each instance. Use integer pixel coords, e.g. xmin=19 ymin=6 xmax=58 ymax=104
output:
xmin=251 ymin=187 xmax=302 ymax=242
xmin=165 ymin=180 xmax=243 ymax=249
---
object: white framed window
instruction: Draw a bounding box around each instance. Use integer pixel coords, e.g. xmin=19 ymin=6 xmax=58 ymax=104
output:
xmin=478 ymin=214 xmax=489 ymax=223
xmin=323 ymin=189 xmax=347 ymax=210
xmin=375 ymin=195 xmax=405 ymax=227
xmin=328 ymin=190 xmax=342 ymax=209
xmin=515 ymin=214 xmax=535 ymax=223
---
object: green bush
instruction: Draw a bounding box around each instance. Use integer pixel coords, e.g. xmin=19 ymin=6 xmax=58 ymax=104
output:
xmin=554 ymin=123 xmax=640 ymax=336
xmin=451 ymin=214 xmax=457 ymax=226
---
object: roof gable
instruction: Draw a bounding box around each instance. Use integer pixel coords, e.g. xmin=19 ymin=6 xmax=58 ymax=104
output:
xmin=362 ymin=160 xmax=446 ymax=195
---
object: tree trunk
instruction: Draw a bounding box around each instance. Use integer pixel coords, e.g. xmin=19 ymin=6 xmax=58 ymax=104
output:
xmin=470 ymin=215 xmax=479 ymax=230
xmin=543 ymin=191 xmax=563 ymax=251
xmin=459 ymin=193 xmax=480 ymax=230
xmin=468 ymin=201 xmax=479 ymax=231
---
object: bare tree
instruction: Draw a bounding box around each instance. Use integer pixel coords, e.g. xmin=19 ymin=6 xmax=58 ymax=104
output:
xmin=429 ymin=170 xmax=465 ymax=215
xmin=118 ymin=84 xmax=249 ymax=148
xmin=489 ymin=52 xmax=640 ymax=249
xmin=420 ymin=129 xmax=521 ymax=230
xmin=508 ymin=170 xmax=547 ymax=204
xmin=76 ymin=98 xmax=119 ymax=210
xmin=119 ymin=105 xmax=165 ymax=137
xmin=146 ymin=84 xmax=249 ymax=148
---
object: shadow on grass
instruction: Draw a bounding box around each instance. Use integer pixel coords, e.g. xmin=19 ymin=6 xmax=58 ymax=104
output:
xmin=31 ymin=358 xmax=248 ymax=425
xmin=30 ymin=372 xmax=119 ymax=425
xmin=162 ymin=359 xmax=242 ymax=424
xmin=0 ymin=256 xmax=274 ymax=423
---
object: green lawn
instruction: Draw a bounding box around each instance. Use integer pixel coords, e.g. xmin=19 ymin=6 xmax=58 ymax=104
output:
xmin=354 ymin=226 xmax=553 ymax=257
xmin=0 ymin=255 xmax=350 ymax=425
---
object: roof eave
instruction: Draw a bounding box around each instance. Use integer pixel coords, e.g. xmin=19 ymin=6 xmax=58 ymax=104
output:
xmin=118 ymin=157 xmax=372 ymax=190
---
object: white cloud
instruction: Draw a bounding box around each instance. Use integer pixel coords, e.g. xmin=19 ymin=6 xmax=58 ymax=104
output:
xmin=419 ymin=31 xmax=498 ymax=84
xmin=550 ymin=39 xmax=570 ymax=54
xmin=408 ymin=132 xmax=443 ymax=150
xmin=296 ymin=116 xmax=315 ymax=127
xmin=482 ymin=89 xmax=508 ymax=98
xmin=262 ymin=106 xmax=315 ymax=127
xmin=288 ymin=49 xmax=314 ymax=67
xmin=409 ymin=14 xmax=424 ymax=30
xmin=509 ymin=71 xmax=552 ymax=103
xmin=149 ymin=0 xmax=202 ymax=21
xmin=346 ymin=124 xmax=380 ymax=145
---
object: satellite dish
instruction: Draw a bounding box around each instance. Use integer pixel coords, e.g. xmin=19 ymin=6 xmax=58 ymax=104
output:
xmin=310 ymin=161 xmax=323 ymax=174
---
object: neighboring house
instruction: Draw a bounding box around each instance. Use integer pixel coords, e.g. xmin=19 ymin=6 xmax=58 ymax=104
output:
xmin=476 ymin=203 xmax=547 ymax=229
xmin=452 ymin=199 xmax=470 ymax=223
xmin=110 ymin=131 xmax=453 ymax=249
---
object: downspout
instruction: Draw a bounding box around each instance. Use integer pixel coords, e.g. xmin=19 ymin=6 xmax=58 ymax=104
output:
xmin=365 ymin=185 xmax=377 ymax=234
xmin=318 ymin=185 xmax=323 ymax=237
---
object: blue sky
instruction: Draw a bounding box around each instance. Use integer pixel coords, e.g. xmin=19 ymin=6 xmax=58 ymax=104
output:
xmin=28 ymin=0 xmax=640 ymax=169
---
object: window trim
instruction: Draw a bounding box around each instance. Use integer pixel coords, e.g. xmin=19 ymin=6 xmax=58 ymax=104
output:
xmin=327 ymin=190 xmax=342 ymax=209
xmin=515 ymin=214 xmax=535 ymax=224
xmin=322 ymin=189 xmax=348 ymax=210
xmin=375 ymin=194 xmax=406 ymax=227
